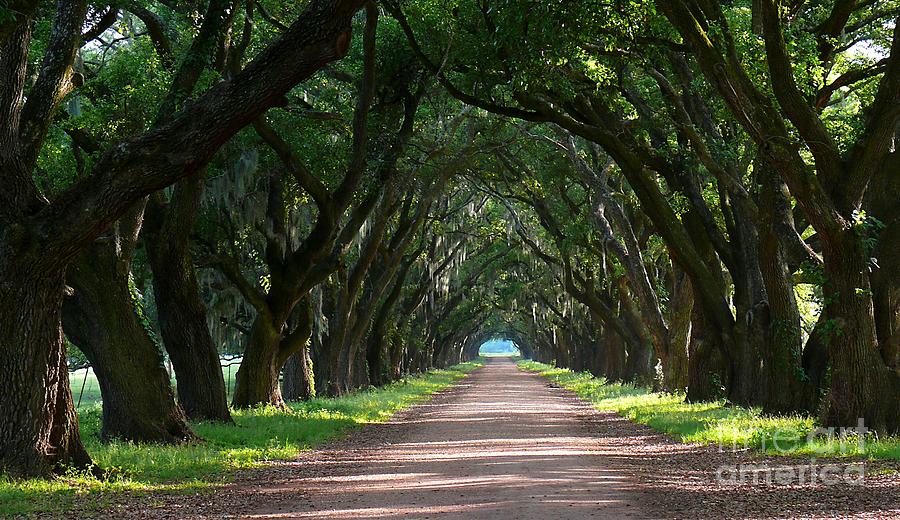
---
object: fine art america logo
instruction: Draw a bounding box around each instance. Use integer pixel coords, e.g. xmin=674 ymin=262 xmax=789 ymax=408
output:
xmin=715 ymin=419 xmax=869 ymax=486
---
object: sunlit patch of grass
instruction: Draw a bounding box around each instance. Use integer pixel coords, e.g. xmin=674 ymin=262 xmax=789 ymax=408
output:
xmin=787 ymin=435 xmax=900 ymax=459
xmin=0 ymin=361 xmax=482 ymax=517
xmin=518 ymin=360 xmax=899 ymax=461
xmin=0 ymin=468 xmax=214 ymax=517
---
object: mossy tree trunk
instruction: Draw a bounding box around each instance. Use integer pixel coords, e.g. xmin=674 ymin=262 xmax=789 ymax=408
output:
xmin=0 ymin=259 xmax=92 ymax=477
xmin=145 ymin=179 xmax=232 ymax=422
xmin=282 ymin=343 xmax=315 ymax=401
xmin=62 ymin=209 xmax=196 ymax=444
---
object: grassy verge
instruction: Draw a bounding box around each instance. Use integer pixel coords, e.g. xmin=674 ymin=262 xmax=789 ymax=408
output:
xmin=0 ymin=361 xmax=482 ymax=517
xmin=518 ymin=360 xmax=900 ymax=461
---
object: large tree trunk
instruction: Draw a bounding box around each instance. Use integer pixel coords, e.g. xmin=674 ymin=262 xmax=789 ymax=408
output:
xmin=801 ymin=313 xmax=831 ymax=410
xmin=585 ymin=338 xmax=605 ymax=377
xmin=63 ymin=242 xmax=196 ymax=444
xmin=554 ymin=329 xmax=571 ymax=369
xmin=619 ymin=283 xmax=655 ymax=384
xmin=145 ymin=181 xmax=232 ymax=423
xmin=330 ymin=324 xmax=369 ymax=394
xmin=389 ymin=333 xmax=405 ymax=382
xmin=728 ymin=312 xmax=767 ymax=405
xmin=282 ymin=345 xmax=315 ymax=401
xmin=233 ymin=297 xmax=314 ymax=408
xmin=353 ymin=345 xmax=370 ymax=389
xmin=367 ymin=321 xmax=388 ymax=387
xmin=687 ymin=302 xmax=725 ymax=402
xmin=820 ymin=230 xmax=900 ymax=433
xmin=872 ymin=221 xmax=900 ymax=373
xmin=727 ymin=232 xmax=769 ymax=409
xmin=571 ymin=337 xmax=588 ymax=372
xmin=870 ymin=155 xmax=900 ymax=373
xmin=325 ymin=305 xmax=354 ymax=397
xmin=664 ymin=265 xmax=693 ymax=391
xmin=757 ymin=168 xmax=810 ymax=413
xmin=677 ymin=209 xmax=753 ymax=404
xmin=232 ymin=316 xmax=285 ymax=408
xmin=601 ymin=332 xmax=627 ymax=381
xmin=0 ymin=14 xmax=92 ymax=480
xmin=0 ymin=261 xmax=93 ymax=478
xmin=311 ymin=270 xmax=358 ymax=397
xmin=622 ymin=338 xmax=653 ymax=384
xmin=312 ymin=290 xmax=337 ymax=395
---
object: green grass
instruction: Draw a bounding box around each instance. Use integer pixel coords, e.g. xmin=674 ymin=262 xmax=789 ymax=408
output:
xmin=69 ymin=367 xmax=103 ymax=407
xmin=1 ymin=361 xmax=482 ymax=517
xmin=518 ymin=360 xmax=900 ymax=461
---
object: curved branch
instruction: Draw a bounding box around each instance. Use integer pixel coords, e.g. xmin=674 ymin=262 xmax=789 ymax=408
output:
xmin=382 ymin=0 xmax=546 ymax=122
xmin=19 ymin=0 xmax=88 ymax=171
xmin=40 ymin=0 xmax=368 ymax=263
xmin=125 ymin=3 xmax=173 ymax=59
xmin=253 ymin=117 xmax=331 ymax=209
xmin=760 ymin=0 xmax=842 ymax=188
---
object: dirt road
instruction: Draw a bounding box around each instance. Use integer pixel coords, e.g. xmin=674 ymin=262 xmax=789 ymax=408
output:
xmin=245 ymin=358 xmax=645 ymax=519
xmin=117 ymin=358 xmax=899 ymax=519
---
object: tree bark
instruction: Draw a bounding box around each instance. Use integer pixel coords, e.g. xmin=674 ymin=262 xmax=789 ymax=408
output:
xmin=801 ymin=313 xmax=831 ymax=409
xmin=232 ymin=315 xmax=286 ymax=408
xmin=869 ymin=153 xmax=900 ymax=373
xmin=282 ymin=344 xmax=315 ymax=401
xmin=319 ymin=270 xmax=354 ymax=397
xmin=353 ymin=346 xmax=370 ymax=389
xmin=554 ymin=328 xmax=570 ymax=368
xmin=62 ymin=231 xmax=195 ymax=443
xmin=601 ymin=332 xmax=627 ymax=381
xmin=872 ymin=220 xmax=900 ymax=373
xmin=820 ymin=230 xmax=900 ymax=432
xmin=0 ymin=8 xmax=93 ymax=480
xmin=0 ymin=262 xmax=92 ymax=477
xmin=367 ymin=313 xmax=390 ymax=387
xmin=687 ymin=301 xmax=726 ymax=402
xmin=757 ymin=166 xmax=810 ymax=412
xmin=618 ymin=279 xmax=655 ymax=383
xmin=389 ymin=333 xmax=406 ymax=381
xmin=664 ymin=264 xmax=693 ymax=391
xmin=145 ymin=178 xmax=232 ymax=422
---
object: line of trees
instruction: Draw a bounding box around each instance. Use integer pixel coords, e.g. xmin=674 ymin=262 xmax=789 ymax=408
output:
xmin=1 ymin=0 xmax=898 ymax=479
xmin=386 ymin=0 xmax=899 ymax=428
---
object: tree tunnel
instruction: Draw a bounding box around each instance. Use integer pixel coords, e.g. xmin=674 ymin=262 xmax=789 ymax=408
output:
xmin=5 ymin=0 xmax=899 ymax=482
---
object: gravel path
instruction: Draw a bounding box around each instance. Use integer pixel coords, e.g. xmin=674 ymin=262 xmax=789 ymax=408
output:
xmin=99 ymin=358 xmax=899 ymax=519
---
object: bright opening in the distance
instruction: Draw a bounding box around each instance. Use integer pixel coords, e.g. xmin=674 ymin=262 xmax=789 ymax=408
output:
xmin=478 ymin=339 xmax=520 ymax=357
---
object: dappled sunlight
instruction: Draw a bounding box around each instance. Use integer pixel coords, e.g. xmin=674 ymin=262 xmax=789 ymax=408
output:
xmin=248 ymin=360 xmax=642 ymax=519
xmin=518 ymin=361 xmax=900 ymax=457
xmin=248 ymin=501 xmax=527 ymax=519
xmin=236 ymin=360 xmax=900 ymax=520
xmin=0 ymin=363 xmax=483 ymax=517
